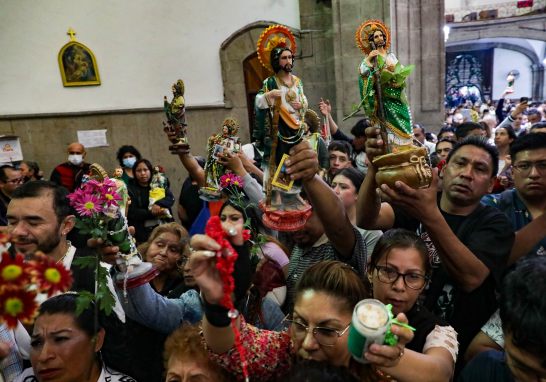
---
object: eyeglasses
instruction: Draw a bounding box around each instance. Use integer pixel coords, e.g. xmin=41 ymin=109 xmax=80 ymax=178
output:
xmin=5 ymin=178 xmax=24 ymax=184
xmin=375 ymin=266 xmax=428 ymax=290
xmin=512 ymin=161 xmax=546 ymax=177
xmin=283 ymin=318 xmax=350 ymax=347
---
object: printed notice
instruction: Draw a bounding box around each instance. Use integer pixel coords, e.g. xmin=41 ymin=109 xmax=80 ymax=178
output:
xmin=77 ymin=129 xmax=109 ymax=148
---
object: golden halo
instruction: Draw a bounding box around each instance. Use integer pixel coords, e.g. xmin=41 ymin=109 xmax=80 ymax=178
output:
xmin=257 ymin=25 xmax=296 ymax=71
xmin=304 ymin=110 xmax=321 ymax=132
xmin=355 ymin=20 xmax=391 ymax=55
xmin=222 ymin=118 xmax=239 ymax=136
xmin=89 ymin=164 xmax=108 ymax=182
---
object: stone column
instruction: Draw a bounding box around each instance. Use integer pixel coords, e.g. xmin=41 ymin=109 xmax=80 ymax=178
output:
xmin=391 ymin=0 xmax=446 ymax=132
xmin=531 ymin=63 xmax=545 ymax=102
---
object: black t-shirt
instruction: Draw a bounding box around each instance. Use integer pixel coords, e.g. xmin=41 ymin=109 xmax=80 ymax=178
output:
xmin=458 ymin=350 xmax=514 ymax=382
xmin=179 ymin=184 xmax=203 ymax=230
xmin=392 ymin=192 xmax=514 ymax=371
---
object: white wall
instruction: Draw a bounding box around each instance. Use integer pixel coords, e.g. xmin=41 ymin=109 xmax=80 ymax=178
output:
xmin=492 ymin=48 xmax=532 ymax=99
xmin=0 ymin=0 xmax=300 ymax=115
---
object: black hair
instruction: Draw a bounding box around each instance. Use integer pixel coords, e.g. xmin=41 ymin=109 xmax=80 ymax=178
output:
xmin=499 ymin=257 xmax=546 ymax=368
xmin=271 ymin=47 xmax=294 ymax=74
xmin=38 ymin=294 xmax=101 ymax=338
xmin=12 ymin=180 xmax=70 ymax=225
xmin=525 ymin=108 xmax=542 ymax=119
xmin=412 ymin=123 xmax=425 ymax=134
xmin=279 ymin=360 xmax=359 ymax=382
xmin=350 ymin=118 xmax=371 ymax=138
xmin=454 ymin=122 xmax=485 ymax=140
xmin=446 ymin=135 xmax=499 ymax=177
xmin=219 ymin=198 xmax=270 ymax=240
xmin=133 ymin=159 xmax=153 ymax=185
xmin=425 ymin=132 xmax=435 ymax=142
xmin=495 ymin=124 xmax=517 ymax=142
xmin=368 ymin=229 xmax=430 ymax=275
xmin=116 ymin=145 xmax=142 ymax=167
xmin=509 ymin=132 xmax=546 ymax=162
xmin=429 ymin=152 xmax=440 ymax=168
xmin=22 ymin=161 xmax=42 ymax=180
xmin=530 ymin=122 xmax=546 ymax=132
xmin=438 ymin=126 xmax=456 ymax=140
xmin=328 ymin=140 xmax=352 ymax=157
xmin=333 ymin=167 xmax=365 ymax=193
xmin=437 ymin=138 xmax=456 ymax=147
xmin=0 ymin=165 xmax=17 ymax=183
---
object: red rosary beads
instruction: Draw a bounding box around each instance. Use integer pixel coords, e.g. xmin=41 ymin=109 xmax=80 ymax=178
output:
xmin=205 ymin=216 xmax=250 ymax=381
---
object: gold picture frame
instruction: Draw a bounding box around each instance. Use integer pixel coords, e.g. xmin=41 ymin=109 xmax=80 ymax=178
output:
xmin=272 ymin=154 xmax=295 ymax=191
xmin=58 ymin=29 xmax=100 ymax=87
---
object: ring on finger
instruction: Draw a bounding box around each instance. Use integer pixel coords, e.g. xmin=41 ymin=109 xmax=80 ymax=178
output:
xmin=394 ymin=347 xmax=404 ymax=361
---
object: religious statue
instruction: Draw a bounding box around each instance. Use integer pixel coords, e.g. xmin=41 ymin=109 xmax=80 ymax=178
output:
xmin=112 ymin=166 xmax=130 ymax=217
xmin=254 ymin=25 xmax=312 ymax=231
xmin=507 ymin=71 xmax=515 ymax=93
xmin=164 ymin=79 xmax=189 ymax=153
xmin=199 ymin=118 xmax=240 ymax=202
xmin=349 ymin=20 xmax=432 ymax=190
xmin=303 ymin=109 xmax=329 ymax=178
xmin=149 ymin=165 xmax=172 ymax=219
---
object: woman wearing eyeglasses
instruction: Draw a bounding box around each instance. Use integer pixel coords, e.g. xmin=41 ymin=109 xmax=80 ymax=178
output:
xmin=191 ymin=227 xmax=457 ymax=381
xmin=366 ymin=229 xmax=458 ymax=381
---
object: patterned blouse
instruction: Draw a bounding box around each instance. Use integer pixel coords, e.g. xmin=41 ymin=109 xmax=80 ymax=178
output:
xmin=206 ymin=318 xmax=393 ymax=382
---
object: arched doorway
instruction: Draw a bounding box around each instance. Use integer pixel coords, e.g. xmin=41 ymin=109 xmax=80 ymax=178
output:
xmin=243 ymin=52 xmax=273 ymax=138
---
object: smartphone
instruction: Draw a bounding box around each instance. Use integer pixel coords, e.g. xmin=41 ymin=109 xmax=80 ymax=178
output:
xmin=461 ymin=109 xmax=471 ymax=121
xmin=520 ymin=97 xmax=529 ymax=104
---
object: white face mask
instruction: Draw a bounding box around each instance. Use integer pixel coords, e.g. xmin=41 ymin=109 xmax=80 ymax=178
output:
xmin=68 ymin=155 xmax=83 ymax=165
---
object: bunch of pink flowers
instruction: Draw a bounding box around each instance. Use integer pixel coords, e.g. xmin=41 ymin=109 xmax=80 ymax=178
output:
xmin=219 ymin=174 xmax=244 ymax=189
xmin=67 ymin=178 xmax=123 ymax=218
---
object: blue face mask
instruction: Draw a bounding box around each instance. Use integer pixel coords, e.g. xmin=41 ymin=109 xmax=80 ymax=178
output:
xmin=123 ymin=157 xmax=137 ymax=168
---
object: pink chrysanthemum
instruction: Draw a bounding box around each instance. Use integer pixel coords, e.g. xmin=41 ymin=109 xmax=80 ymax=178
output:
xmin=67 ymin=188 xmax=88 ymax=206
xmin=220 ymin=174 xmax=233 ymax=188
xmin=231 ymin=176 xmax=244 ymax=188
xmin=74 ymin=194 xmax=103 ymax=217
xmin=101 ymin=190 xmax=123 ymax=207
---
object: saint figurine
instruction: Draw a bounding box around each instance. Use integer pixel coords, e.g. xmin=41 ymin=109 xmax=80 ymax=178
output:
xmin=112 ymin=166 xmax=129 ymax=217
xmin=507 ymin=71 xmax=515 ymax=93
xmin=254 ymin=25 xmax=312 ymax=231
xmin=149 ymin=165 xmax=172 ymax=219
xmin=350 ymin=20 xmax=431 ymax=190
xmin=199 ymin=118 xmax=240 ymax=202
xmin=303 ymin=109 xmax=329 ymax=178
xmin=164 ymin=79 xmax=189 ymax=153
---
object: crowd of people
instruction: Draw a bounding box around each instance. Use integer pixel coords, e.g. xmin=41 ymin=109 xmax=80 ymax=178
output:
xmin=0 ymin=86 xmax=544 ymax=382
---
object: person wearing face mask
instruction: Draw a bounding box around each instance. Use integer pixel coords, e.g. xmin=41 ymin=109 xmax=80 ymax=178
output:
xmin=116 ymin=145 xmax=142 ymax=184
xmin=50 ymin=142 xmax=90 ymax=192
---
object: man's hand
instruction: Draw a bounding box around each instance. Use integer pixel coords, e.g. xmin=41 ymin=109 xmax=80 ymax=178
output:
xmin=268 ymin=90 xmax=283 ymax=102
xmin=499 ymin=176 xmax=509 ymax=188
xmin=217 ymin=151 xmax=245 ymax=176
xmin=284 ymin=141 xmax=319 ymax=183
xmin=163 ymin=123 xmax=177 ymax=142
xmin=365 ymin=126 xmax=385 ymax=163
xmin=318 ymin=98 xmax=331 ymax=116
xmin=365 ymin=50 xmax=380 ymax=66
xmin=501 ymin=87 xmax=514 ymax=98
xmin=376 ymin=168 xmax=440 ymax=223
xmin=512 ymin=101 xmax=528 ymax=118
xmin=151 ymin=204 xmax=164 ymax=216
xmin=88 ymin=226 xmax=135 ymax=265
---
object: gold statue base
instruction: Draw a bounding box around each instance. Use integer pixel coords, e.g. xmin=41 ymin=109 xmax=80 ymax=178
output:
xmin=373 ymin=147 xmax=432 ymax=190
xmin=169 ymin=139 xmax=190 ymax=155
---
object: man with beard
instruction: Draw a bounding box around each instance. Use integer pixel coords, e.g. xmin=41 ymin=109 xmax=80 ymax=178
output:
xmin=357 ymin=134 xmax=514 ymax=377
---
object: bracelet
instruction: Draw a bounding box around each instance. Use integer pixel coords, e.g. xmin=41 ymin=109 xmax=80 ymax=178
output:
xmin=201 ymin=294 xmax=231 ymax=327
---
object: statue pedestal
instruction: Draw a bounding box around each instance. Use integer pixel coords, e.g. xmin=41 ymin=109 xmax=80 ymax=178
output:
xmin=169 ymin=141 xmax=190 ymax=155
xmin=199 ymin=187 xmax=222 ymax=202
xmin=373 ymin=147 xmax=432 ymax=190
xmin=115 ymin=261 xmax=159 ymax=290
xmin=260 ymin=199 xmax=312 ymax=232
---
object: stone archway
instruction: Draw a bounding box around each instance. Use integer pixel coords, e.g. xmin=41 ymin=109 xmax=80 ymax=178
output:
xmin=219 ymin=21 xmax=300 ymax=138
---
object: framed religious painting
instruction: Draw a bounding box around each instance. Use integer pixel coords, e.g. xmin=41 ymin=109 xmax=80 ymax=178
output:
xmin=58 ymin=28 xmax=101 ymax=87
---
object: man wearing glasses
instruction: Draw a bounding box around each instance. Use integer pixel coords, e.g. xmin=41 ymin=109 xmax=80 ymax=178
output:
xmin=0 ymin=165 xmax=23 ymax=227
xmin=482 ymin=133 xmax=546 ymax=265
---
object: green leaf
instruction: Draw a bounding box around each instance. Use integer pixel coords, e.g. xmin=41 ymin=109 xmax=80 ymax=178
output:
xmin=247 ymin=203 xmax=257 ymax=209
xmin=73 ymin=256 xmax=97 ymax=269
xmin=380 ymin=71 xmax=394 ymax=84
xmin=99 ymin=289 xmax=116 ymax=316
xmin=76 ymin=292 xmax=94 ymax=316
xmin=400 ymin=65 xmax=415 ymax=77
xmin=394 ymin=62 xmax=402 ymax=74
xmin=395 ymin=74 xmax=406 ymax=85
xmin=244 ymin=218 xmax=252 ymax=228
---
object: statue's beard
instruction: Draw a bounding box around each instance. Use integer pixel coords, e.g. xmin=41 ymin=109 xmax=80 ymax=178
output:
xmin=375 ymin=39 xmax=386 ymax=48
xmin=282 ymin=63 xmax=293 ymax=73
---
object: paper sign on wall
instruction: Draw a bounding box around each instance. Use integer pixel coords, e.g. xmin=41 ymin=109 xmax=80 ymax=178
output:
xmin=0 ymin=136 xmax=23 ymax=163
xmin=77 ymin=129 xmax=109 ymax=148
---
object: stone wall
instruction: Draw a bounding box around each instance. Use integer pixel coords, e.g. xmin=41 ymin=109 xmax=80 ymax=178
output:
xmin=0 ymin=106 xmax=246 ymax=214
